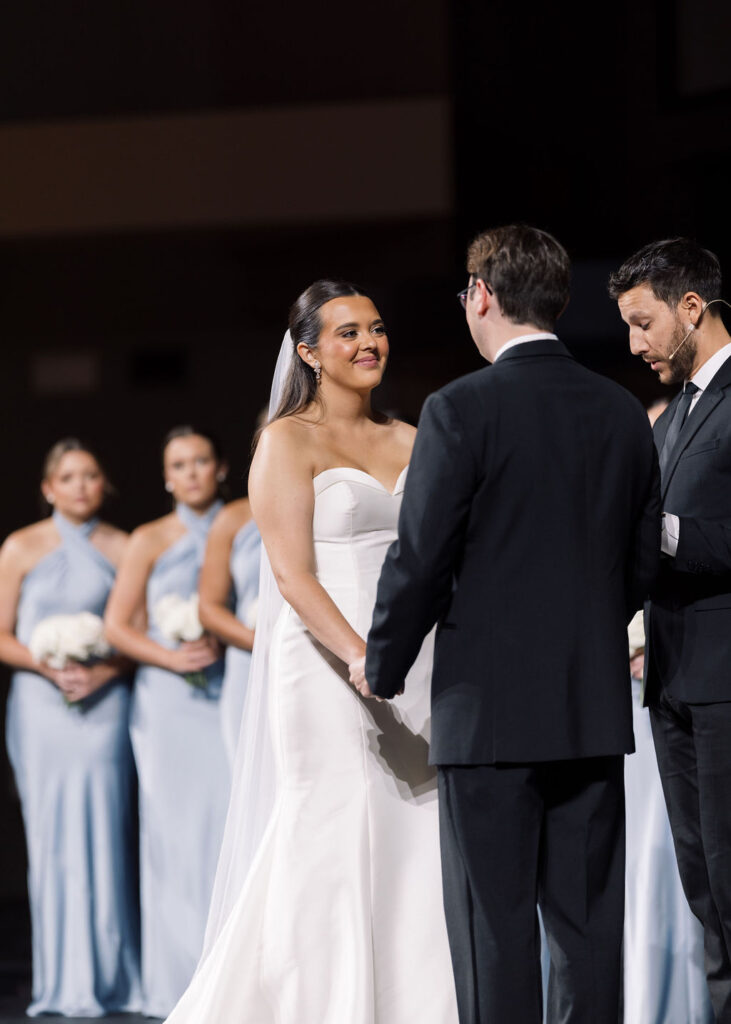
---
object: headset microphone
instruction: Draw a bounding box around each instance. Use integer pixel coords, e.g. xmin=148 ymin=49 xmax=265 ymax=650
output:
xmin=667 ymin=297 xmax=731 ymax=361
xmin=668 ymin=321 xmax=696 ymax=361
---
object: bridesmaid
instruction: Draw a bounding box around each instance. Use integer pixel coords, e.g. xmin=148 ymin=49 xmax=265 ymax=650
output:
xmin=199 ymin=498 xmax=261 ymax=764
xmin=0 ymin=439 xmax=141 ymax=1018
xmin=105 ymin=425 xmax=231 ymax=1019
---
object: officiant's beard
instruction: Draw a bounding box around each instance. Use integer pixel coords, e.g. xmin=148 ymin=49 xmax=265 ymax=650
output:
xmin=665 ymin=315 xmax=698 ymax=385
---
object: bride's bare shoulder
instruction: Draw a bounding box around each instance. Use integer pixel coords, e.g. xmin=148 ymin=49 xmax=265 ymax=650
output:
xmin=372 ymin=416 xmax=417 ymax=466
xmin=256 ymin=416 xmax=317 ymax=461
xmin=381 ymin=416 xmax=417 ymax=449
xmin=391 ymin=418 xmax=417 ymax=441
xmin=251 ymin=416 xmax=319 ymax=485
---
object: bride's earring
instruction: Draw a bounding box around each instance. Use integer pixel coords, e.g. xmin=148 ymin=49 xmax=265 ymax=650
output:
xmin=165 ymin=481 xmax=174 ymax=493
xmin=216 ymin=471 xmax=226 ymax=483
xmin=314 ymin=360 xmax=322 ymax=384
xmin=46 ymin=493 xmax=55 ymax=505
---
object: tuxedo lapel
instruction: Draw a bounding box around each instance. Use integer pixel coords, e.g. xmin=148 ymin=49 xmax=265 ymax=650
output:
xmin=661 ymin=389 xmax=724 ymax=500
xmin=653 ymin=394 xmax=681 ymax=456
xmin=654 ymin=356 xmax=731 ymax=499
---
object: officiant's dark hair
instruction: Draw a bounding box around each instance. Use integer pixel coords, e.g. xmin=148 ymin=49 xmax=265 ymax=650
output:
xmin=608 ymin=238 xmax=722 ymax=314
xmin=467 ymin=224 xmax=570 ymax=331
xmin=268 ymin=279 xmax=364 ymax=428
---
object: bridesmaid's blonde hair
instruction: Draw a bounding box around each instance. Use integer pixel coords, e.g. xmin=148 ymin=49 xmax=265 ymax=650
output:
xmin=42 ymin=438 xmax=114 ymax=498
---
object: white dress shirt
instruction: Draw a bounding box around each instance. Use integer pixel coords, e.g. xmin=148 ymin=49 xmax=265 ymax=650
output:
xmin=493 ymin=332 xmax=558 ymax=362
xmin=662 ymin=341 xmax=731 ymax=556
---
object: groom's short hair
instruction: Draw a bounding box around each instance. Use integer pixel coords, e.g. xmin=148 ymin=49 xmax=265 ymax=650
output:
xmin=467 ymin=224 xmax=570 ymax=331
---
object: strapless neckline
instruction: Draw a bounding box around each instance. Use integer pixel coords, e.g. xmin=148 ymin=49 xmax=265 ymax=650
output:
xmin=312 ymin=465 xmax=408 ymax=497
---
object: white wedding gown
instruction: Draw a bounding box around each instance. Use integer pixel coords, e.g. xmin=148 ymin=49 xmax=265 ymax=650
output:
xmin=166 ymin=466 xmax=459 ymax=1024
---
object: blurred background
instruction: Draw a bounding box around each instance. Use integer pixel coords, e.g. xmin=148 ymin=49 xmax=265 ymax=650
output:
xmin=1 ymin=0 xmax=730 ymax=1013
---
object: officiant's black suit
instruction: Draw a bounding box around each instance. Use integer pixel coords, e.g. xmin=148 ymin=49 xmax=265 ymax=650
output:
xmin=366 ymin=338 xmax=661 ymax=1024
xmin=646 ymin=356 xmax=731 ymax=1022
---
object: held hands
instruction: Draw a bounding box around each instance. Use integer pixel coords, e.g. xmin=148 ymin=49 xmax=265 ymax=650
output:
xmin=167 ymin=635 xmax=222 ymax=675
xmin=347 ymin=654 xmax=404 ymax=701
xmin=348 ymin=655 xmax=377 ymax=699
xmin=43 ymin=661 xmax=118 ymax=703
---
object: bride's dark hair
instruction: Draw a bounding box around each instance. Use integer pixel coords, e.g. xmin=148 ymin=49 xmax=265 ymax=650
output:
xmin=271 ymin=279 xmax=363 ymax=423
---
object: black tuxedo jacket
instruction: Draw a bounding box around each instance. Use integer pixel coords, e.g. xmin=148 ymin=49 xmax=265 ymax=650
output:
xmin=645 ymin=355 xmax=731 ymax=704
xmin=366 ymin=339 xmax=661 ymax=765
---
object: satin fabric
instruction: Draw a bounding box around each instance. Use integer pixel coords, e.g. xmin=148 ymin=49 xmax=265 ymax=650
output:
xmin=165 ymin=468 xmax=458 ymax=1024
xmin=219 ymin=518 xmax=261 ymax=764
xmin=131 ymin=501 xmax=230 ymax=1018
xmin=624 ymin=678 xmax=712 ymax=1023
xmin=5 ymin=511 xmax=141 ymax=1017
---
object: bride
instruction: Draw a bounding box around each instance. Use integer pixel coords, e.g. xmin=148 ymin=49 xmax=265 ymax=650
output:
xmin=166 ymin=280 xmax=458 ymax=1023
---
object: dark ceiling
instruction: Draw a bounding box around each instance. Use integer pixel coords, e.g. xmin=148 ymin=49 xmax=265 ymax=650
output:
xmin=0 ymin=1 xmax=448 ymax=122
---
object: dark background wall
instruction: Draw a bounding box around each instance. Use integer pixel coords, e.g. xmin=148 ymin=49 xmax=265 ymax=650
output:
xmin=1 ymin=0 xmax=730 ymax=999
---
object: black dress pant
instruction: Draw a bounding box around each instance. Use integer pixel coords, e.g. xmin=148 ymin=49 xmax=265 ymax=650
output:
xmin=437 ymin=757 xmax=625 ymax=1024
xmin=651 ymin=690 xmax=731 ymax=1023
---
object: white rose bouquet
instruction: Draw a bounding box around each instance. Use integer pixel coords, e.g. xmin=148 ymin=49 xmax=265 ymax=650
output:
xmin=29 ymin=612 xmax=112 ymax=706
xmin=29 ymin=611 xmax=111 ymax=669
xmin=628 ymin=610 xmax=645 ymax=659
xmin=628 ymin=609 xmax=646 ymax=682
xmin=152 ymin=592 xmax=208 ymax=689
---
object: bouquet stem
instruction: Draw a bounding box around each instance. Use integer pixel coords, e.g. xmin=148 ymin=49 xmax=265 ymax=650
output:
xmin=185 ymin=671 xmax=209 ymax=690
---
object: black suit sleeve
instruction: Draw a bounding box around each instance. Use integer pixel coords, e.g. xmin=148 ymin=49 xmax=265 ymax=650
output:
xmin=674 ymin=515 xmax=731 ymax=574
xmin=366 ymin=391 xmax=478 ymax=699
xmin=627 ymin=439 xmax=662 ymax=616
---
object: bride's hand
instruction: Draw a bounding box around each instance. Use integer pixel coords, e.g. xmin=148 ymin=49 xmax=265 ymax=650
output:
xmin=348 ymin=656 xmax=380 ymax=700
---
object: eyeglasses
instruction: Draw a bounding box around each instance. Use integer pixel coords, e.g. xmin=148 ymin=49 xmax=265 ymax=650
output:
xmin=457 ymin=279 xmax=493 ymax=309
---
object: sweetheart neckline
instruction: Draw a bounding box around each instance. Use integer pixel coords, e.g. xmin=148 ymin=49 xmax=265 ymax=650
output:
xmin=312 ymin=465 xmax=409 ymax=496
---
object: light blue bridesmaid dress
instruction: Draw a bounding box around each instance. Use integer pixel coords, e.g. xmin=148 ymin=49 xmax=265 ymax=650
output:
xmin=623 ymin=677 xmax=712 ymax=1024
xmin=219 ymin=518 xmax=261 ymax=763
xmin=130 ymin=500 xmax=230 ymax=1019
xmin=5 ymin=511 xmax=141 ymax=1018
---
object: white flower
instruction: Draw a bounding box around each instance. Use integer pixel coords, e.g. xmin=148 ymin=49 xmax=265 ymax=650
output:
xmin=242 ymin=597 xmax=258 ymax=630
xmin=152 ymin=593 xmax=204 ymax=644
xmin=29 ymin=612 xmax=111 ymax=669
xmin=628 ymin=610 xmax=645 ymax=659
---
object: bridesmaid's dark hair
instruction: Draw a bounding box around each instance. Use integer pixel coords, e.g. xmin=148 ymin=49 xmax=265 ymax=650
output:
xmin=161 ymin=425 xmax=228 ymax=499
xmin=271 ymin=279 xmax=364 ymax=423
xmin=161 ymin=424 xmax=226 ymax=464
xmin=41 ymin=438 xmax=115 ymax=507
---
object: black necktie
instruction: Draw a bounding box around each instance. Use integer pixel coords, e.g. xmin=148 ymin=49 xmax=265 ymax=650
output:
xmin=659 ymin=381 xmax=699 ymax=475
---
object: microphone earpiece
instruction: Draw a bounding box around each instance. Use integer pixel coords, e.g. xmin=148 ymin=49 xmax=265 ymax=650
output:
xmin=665 ymin=297 xmax=730 ymax=361
xmin=668 ymin=322 xmax=697 ymax=360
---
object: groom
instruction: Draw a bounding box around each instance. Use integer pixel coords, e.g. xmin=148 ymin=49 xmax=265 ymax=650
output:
xmin=350 ymin=224 xmax=661 ymax=1023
